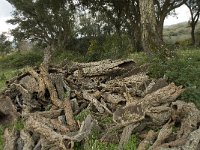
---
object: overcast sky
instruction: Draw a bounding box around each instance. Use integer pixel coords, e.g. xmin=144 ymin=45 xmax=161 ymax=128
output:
xmin=0 ymin=0 xmax=15 ymax=34
xmin=0 ymin=0 xmax=191 ymax=34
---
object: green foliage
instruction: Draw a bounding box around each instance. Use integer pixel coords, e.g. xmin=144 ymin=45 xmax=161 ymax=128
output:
xmin=13 ymin=120 xmax=25 ymax=131
xmin=123 ymin=135 xmax=138 ymax=150
xmin=179 ymin=87 xmax=200 ymax=108
xmin=52 ymin=50 xmax=86 ymax=64
xmin=0 ymin=50 xmax=43 ymax=90
xmin=163 ymin=22 xmax=200 ymax=45
xmin=85 ymin=39 xmax=104 ymax=62
xmin=0 ymin=69 xmax=20 ymax=90
xmin=0 ymin=33 xmax=12 ymax=55
xmin=129 ymin=52 xmax=148 ymax=65
xmin=148 ymin=48 xmax=200 ymax=108
xmin=99 ymin=116 xmax=113 ymax=124
xmin=0 ymin=51 xmax=43 ymax=69
xmin=56 ymin=34 xmax=133 ymax=63
xmin=176 ymin=39 xmax=193 ymax=48
xmin=7 ymin=0 xmax=75 ymax=50
xmin=84 ymin=34 xmax=132 ymax=62
xmin=83 ymin=132 xmax=117 ymax=150
xmin=75 ymin=109 xmax=90 ymax=122
xmin=102 ymin=34 xmax=132 ymax=59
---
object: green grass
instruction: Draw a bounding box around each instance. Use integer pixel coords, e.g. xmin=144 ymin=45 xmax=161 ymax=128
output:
xmin=0 ymin=69 xmax=21 ymax=90
xmin=123 ymin=135 xmax=137 ymax=150
xmin=76 ymin=132 xmax=137 ymax=150
xmin=83 ymin=134 xmax=117 ymax=150
xmin=0 ymin=51 xmax=43 ymax=70
xmin=75 ymin=109 xmax=91 ymax=122
xmin=163 ymin=22 xmax=200 ymax=44
xmin=0 ymin=50 xmax=43 ymax=90
xmin=129 ymin=52 xmax=148 ymax=65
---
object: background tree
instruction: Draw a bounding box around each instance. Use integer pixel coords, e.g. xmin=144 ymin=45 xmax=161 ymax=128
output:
xmin=7 ymin=0 xmax=76 ymax=51
xmin=79 ymin=0 xmax=142 ymax=51
xmin=6 ymin=0 xmax=187 ymax=55
xmin=154 ymin=0 xmax=187 ymax=40
xmin=0 ymin=33 xmax=12 ymax=55
xmin=185 ymin=0 xmax=200 ymax=45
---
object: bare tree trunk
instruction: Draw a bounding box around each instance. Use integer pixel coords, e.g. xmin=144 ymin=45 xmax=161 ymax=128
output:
xmin=185 ymin=3 xmax=200 ymax=46
xmin=139 ymin=0 xmax=164 ymax=56
xmin=157 ymin=16 xmax=165 ymax=41
xmin=191 ymin=24 xmax=196 ymax=45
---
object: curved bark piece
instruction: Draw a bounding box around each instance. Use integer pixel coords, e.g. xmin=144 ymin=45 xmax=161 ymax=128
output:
xmin=182 ymin=128 xmax=200 ymax=150
xmin=82 ymin=91 xmax=105 ymax=113
xmin=150 ymin=121 xmax=174 ymax=150
xmin=142 ymin=83 xmax=184 ymax=108
xmin=27 ymin=67 xmax=46 ymax=99
xmin=0 ymin=95 xmax=19 ymax=124
xmin=159 ymin=128 xmax=200 ymax=150
xmin=171 ymin=101 xmax=200 ymax=139
xmin=113 ymin=103 xmax=145 ymax=124
xmin=3 ymin=128 xmax=18 ymax=150
xmin=26 ymin=115 xmax=94 ymax=149
xmin=137 ymin=130 xmax=157 ymax=150
xmin=118 ymin=123 xmax=139 ymax=150
xmin=73 ymin=59 xmax=135 ymax=77
xmin=20 ymin=129 xmax=35 ymax=150
xmin=40 ymin=64 xmax=77 ymax=129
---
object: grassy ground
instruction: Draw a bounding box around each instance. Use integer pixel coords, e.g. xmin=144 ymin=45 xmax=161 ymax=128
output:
xmin=0 ymin=51 xmax=43 ymax=90
xmin=163 ymin=22 xmax=200 ymax=44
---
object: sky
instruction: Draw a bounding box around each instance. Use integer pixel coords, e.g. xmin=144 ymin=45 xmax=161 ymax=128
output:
xmin=0 ymin=0 xmax=191 ymax=34
xmin=0 ymin=0 xmax=15 ymax=34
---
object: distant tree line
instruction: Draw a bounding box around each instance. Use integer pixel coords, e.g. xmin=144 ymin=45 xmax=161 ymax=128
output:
xmin=4 ymin=0 xmax=200 ymax=57
xmin=0 ymin=33 xmax=12 ymax=55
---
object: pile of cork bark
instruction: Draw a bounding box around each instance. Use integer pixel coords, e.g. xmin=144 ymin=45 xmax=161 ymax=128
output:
xmin=0 ymin=51 xmax=200 ymax=150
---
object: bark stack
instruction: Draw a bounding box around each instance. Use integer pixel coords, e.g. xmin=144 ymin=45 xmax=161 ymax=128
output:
xmin=0 ymin=58 xmax=200 ymax=150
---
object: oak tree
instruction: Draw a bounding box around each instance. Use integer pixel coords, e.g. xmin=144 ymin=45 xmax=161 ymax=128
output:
xmin=7 ymin=0 xmax=76 ymax=51
xmin=185 ymin=0 xmax=200 ymax=45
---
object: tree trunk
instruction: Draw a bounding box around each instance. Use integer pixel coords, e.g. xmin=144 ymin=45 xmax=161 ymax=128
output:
xmin=139 ymin=0 xmax=163 ymax=56
xmin=191 ymin=24 xmax=196 ymax=45
xmin=128 ymin=27 xmax=143 ymax=52
xmin=157 ymin=16 xmax=165 ymax=41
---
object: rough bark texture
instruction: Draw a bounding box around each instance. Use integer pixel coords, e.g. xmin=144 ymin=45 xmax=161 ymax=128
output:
xmin=1 ymin=58 xmax=200 ymax=150
xmin=139 ymin=0 xmax=164 ymax=55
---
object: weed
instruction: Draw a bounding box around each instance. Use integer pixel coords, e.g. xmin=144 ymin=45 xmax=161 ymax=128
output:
xmin=0 ymin=69 xmax=20 ymax=90
xmin=83 ymin=132 xmax=117 ymax=150
xmin=75 ymin=109 xmax=90 ymax=122
xmin=123 ymin=135 xmax=138 ymax=150
xmin=148 ymin=48 xmax=200 ymax=108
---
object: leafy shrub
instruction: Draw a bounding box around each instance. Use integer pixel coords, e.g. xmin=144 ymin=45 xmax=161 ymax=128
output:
xmin=0 ymin=69 xmax=20 ymax=90
xmin=102 ymin=34 xmax=132 ymax=59
xmin=0 ymin=51 xmax=43 ymax=69
xmin=176 ymin=39 xmax=192 ymax=48
xmin=148 ymin=49 xmax=200 ymax=107
xmin=85 ymin=39 xmax=105 ymax=62
xmin=52 ymin=50 xmax=85 ymax=64
xmin=79 ymin=34 xmax=133 ymax=62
